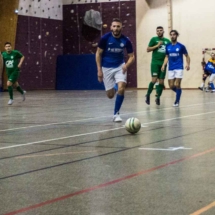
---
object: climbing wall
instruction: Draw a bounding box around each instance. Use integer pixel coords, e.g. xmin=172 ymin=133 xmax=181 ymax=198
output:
xmin=15 ymin=0 xmax=63 ymax=90
xmin=63 ymin=0 xmax=133 ymax=3
xmin=63 ymin=0 xmax=136 ymax=87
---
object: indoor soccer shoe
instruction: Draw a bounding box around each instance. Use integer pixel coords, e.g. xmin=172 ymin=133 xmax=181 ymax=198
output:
xmin=198 ymin=87 xmax=203 ymax=91
xmin=173 ymin=102 xmax=179 ymax=107
xmin=113 ymin=113 xmax=122 ymax=122
xmin=145 ymin=95 xmax=150 ymax=105
xmin=155 ymin=97 xmax=160 ymax=105
xmin=8 ymin=99 xmax=13 ymax=105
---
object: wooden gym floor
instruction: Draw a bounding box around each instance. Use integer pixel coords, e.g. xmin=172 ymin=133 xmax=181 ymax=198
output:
xmin=0 ymin=89 xmax=215 ymax=215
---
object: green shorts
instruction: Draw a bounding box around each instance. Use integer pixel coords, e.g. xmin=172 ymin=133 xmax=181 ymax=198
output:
xmin=151 ymin=63 xmax=166 ymax=79
xmin=7 ymin=70 xmax=20 ymax=83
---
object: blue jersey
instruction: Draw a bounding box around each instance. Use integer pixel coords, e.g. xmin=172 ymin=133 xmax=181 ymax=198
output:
xmin=205 ymin=62 xmax=215 ymax=74
xmin=98 ymin=32 xmax=133 ymax=68
xmin=166 ymin=42 xmax=188 ymax=70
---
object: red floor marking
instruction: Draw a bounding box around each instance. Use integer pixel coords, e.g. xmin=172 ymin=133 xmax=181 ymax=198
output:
xmin=4 ymin=147 xmax=215 ymax=215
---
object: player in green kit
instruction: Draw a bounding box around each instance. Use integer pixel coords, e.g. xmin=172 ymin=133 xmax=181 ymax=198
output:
xmin=146 ymin=26 xmax=170 ymax=105
xmin=2 ymin=42 xmax=26 ymax=105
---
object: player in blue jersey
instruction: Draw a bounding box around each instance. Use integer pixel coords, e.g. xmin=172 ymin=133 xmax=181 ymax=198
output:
xmin=198 ymin=52 xmax=215 ymax=91
xmin=161 ymin=30 xmax=190 ymax=107
xmin=96 ymin=18 xmax=135 ymax=122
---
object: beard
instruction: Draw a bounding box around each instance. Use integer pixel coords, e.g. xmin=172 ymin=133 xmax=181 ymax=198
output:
xmin=171 ymin=38 xmax=177 ymax=43
xmin=158 ymin=33 xmax=164 ymax=38
xmin=112 ymin=29 xmax=121 ymax=37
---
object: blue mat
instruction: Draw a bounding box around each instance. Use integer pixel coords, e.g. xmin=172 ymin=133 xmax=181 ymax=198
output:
xmin=56 ymin=54 xmax=105 ymax=90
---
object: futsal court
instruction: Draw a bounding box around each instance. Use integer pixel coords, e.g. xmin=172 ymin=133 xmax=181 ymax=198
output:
xmin=1 ymin=89 xmax=215 ymax=215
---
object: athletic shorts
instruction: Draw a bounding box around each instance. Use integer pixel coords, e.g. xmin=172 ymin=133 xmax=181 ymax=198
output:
xmin=102 ymin=64 xmax=127 ymax=91
xmin=168 ymin=69 xmax=183 ymax=79
xmin=209 ymin=73 xmax=215 ymax=82
xmin=204 ymin=70 xmax=212 ymax=76
xmin=7 ymin=70 xmax=20 ymax=83
xmin=151 ymin=63 xmax=166 ymax=79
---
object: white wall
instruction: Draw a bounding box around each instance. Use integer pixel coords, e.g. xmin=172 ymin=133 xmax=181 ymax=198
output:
xmin=136 ymin=0 xmax=215 ymax=88
xmin=18 ymin=0 xmax=63 ymax=20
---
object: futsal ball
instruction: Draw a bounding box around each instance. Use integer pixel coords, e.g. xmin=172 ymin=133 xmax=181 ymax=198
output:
xmin=125 ymin=118 xmax=141 ymax=134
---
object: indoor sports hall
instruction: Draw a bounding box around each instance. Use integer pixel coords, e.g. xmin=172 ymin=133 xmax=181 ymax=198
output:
xmin=0 ymin=0 xmax=215 ymax=215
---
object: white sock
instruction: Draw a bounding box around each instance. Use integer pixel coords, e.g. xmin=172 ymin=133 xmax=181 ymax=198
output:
xmin=200 ymin=83 xmax=204 ymax=88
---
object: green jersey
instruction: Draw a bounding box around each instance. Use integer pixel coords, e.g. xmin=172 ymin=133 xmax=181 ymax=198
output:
xmin=148 ymin=37 xmax=170 ymax=65
xmin=2 ymin=50 xmax=23 ymax=73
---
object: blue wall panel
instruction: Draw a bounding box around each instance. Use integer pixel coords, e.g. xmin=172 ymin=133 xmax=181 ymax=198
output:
xmin=56 ymin=54 xmax=105 ymax=90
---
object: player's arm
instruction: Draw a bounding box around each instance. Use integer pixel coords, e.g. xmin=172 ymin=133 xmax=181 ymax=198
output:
xmin=122 ymin=52 xmax=135 ymax=74
xmin=161 ymin=55 xmax=168 ymax=71
xmin=147 ymin=41 xmax=163 ymax=52
xmin=18 ymin=56 xmax=25 ymax=68
xmin=95 ymin=47 xmax=104 ymax=82
xmin=184 ymin=54 xmax=190 ymax=71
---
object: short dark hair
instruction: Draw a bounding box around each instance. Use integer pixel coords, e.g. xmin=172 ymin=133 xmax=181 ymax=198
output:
xmin=156 ymin=26 xmax=163 ymax=30
xmin=170 ymin=30 xmax=179 ymax=36
xmin=112 ymin=18 xmax=122 ymax=24
xmin=5 ymin=42 xmax=12 ymax=46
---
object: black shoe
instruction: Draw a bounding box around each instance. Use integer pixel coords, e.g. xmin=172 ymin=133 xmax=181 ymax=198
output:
xmin=155 ymin=97 xmax=160 ymax=105
xmin=198 ymin=87 xmax=203 ymax=91
xmin=145 ymin=95 xmax=150 ymax=105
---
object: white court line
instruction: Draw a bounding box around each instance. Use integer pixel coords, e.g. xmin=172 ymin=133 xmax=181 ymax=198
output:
xmin=139 ymin=147 xmax=192 ymax=151
xmin=0 ymin=127 xmax=124 ymax=150
xmin=1 ymin=110 xmax=215 ymax=151
xmin=1 ymin=101 xmax=215 ymax=133
xmin=142 ymin=111 xmax=215 ymax=125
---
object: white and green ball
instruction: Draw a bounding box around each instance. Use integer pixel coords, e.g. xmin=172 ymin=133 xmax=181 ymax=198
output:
xmin=125 ymin=118 xmax=141 ymax=134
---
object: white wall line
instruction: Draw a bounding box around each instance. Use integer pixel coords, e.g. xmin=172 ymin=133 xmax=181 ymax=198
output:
xmin=1 ymin=110 xmax=215 ymax=151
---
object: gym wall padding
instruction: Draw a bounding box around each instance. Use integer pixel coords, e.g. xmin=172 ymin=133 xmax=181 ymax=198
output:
xmin=56 ymin=54 xmax=105 ymax=90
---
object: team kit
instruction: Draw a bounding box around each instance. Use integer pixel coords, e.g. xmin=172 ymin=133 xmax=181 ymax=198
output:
xmin=1 ymin=19 xmax=196 ymax=123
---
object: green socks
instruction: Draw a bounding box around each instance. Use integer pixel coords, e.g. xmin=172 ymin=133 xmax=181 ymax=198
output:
xmin=8 ymin=86 xmax=13 ymax=100
xmin=16 ymin=86 xmax=24 ymax=94
xmin=146 ymin=82 xmax=155 ymax=96
xmin=156 ymin=84 xmax=164 ymax=98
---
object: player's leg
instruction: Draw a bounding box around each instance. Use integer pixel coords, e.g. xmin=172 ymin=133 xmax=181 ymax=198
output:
xmin=168 ymin=70 xmax=178 ymax=106
xmin=199 ymin=73 xmax=207 ymax=91
xmin=174 ymin=78 xmax=182 ymax=106
xmin=112 ymin=64 xmax=127 ymax=122
xmin=155 ymin=65 xmax=166 ymax=105
xmin=209 ymin=73 xmax=215 ymax=92
xmin=113 ymin=81 xmax=126 ymax=120
xmin=168 ymin=70 xmax=176 ymax=92
xmin=145 ymin=63 xmax=158 ymax=105
xmin=172 ymin=70 xmax=183 ymax=106
xmin=14 ymin=81 xmax=26 ymax=101
xmin=7 ymin=80 xmax=14 ymax=105
xmin=102 ymin=67 xmax=116 ymax=99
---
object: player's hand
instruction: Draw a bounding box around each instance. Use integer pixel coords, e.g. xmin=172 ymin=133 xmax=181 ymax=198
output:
xmin=185 ymin=65 xmax=190 ymax=71
xmin=97 ymin=70 xmax=103 ymax=83
xmin=122 ymin=64 xmax=127 ymax=74
xmin=161 ymin=65 xmax=165 ymax=71
xmin=157 ymin=41 xmax=163 ymax=47
xmin=18 ymin=64 xmax=21 ymax=68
